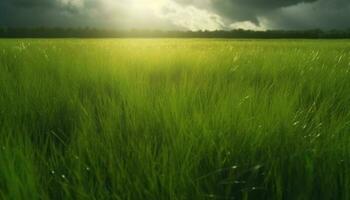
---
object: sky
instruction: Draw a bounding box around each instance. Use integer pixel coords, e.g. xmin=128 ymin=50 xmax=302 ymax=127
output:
xmin=1 ymin=0 xmax=350 ymax=31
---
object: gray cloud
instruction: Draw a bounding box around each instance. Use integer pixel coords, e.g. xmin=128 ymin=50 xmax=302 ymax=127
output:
xmin=10 ymin=0 xmax=56 ymax=8
xmin=0 ymin=0 xmax=86 ymax=27
xmin=0 ymin=0 xmax=349 ymax=30
xmin=263 ymin=0 xmax=350 ymax=30
xmin=174 ymin=0 xmax=317 ymax=23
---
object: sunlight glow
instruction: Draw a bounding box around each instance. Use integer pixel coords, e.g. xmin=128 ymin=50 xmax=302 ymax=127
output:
xmin=103 ymin=0 xmax=226 ymax=30
xmin=54 ymin=0 xmax=226 ymax=30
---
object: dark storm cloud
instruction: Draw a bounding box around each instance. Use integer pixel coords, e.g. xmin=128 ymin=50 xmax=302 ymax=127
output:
xmin=174 ymin=0 xmax=350 ymax=29
xmin=0 ymin=0 xmax=116 ymax=27
xmin=10 ymin=0 xmax=56 ymax=8
xmin=0 ymin=0 xmax=349 ymax=30
xmin=211 ymin=0 xmax=317 ymax=22
xmin=263 ymin=0 xmax=350 ymax=30
xmin=0 ymin=0 xmax=176 ymax=29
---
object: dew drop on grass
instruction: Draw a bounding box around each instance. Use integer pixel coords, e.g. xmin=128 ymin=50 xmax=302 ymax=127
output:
xmin=253 ymin=165 xmax=262 ymax=171
xmin=293 ymin=121 xmax=300 ymax=126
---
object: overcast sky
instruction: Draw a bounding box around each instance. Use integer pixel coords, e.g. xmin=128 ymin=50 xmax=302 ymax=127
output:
xmin=1 ymin=0 xmax=350 ymax=31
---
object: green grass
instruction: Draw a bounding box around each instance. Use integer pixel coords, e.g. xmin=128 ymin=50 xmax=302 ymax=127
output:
xmin=0 ymin=39 xmax=350 ymax=200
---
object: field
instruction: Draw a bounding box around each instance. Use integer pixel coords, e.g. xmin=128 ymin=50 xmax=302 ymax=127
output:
xmin=1 ymin=39 xmax=350 ymax=200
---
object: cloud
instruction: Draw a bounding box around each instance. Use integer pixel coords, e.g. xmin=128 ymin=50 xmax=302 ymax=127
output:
xmin=10 ymin=0 xmax=56 ymax=8
xmin=229 ymin=20 xmax=266 ymax=31
xmin=174 ymin=0 xmax=316 ymax=23
xmin=0 ymin=0 xmax=349 ymax=30
xmin=0 ymin=0 xmax=226 ymax=30
xmin=262 ymin=0 xmax=350 ymax=30
xmin=154 ymin=0 xmax=225 ymax=31
xmin=175 ymin=0 xmax=350 ymax=30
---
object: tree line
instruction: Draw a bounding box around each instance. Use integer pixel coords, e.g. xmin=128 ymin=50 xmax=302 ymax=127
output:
xmin=1 ymin=27 xmax=350 ymax=38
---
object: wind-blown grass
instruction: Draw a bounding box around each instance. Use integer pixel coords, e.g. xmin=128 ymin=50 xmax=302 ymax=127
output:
xmin=0 ymin=39 xmax=350 ymax=199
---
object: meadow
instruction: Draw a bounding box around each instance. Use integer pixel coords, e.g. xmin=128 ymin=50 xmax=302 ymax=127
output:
xmin=0 ymin=39 xmax=350 ymax=200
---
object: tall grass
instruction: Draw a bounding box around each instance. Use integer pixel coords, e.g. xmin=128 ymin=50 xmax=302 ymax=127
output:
xmin=0 ymin=39 xmax=350 ymax=199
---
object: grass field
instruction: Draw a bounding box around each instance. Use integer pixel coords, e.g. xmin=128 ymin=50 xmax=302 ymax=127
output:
xmin=1 ymin=39 xmax=350 ymax=200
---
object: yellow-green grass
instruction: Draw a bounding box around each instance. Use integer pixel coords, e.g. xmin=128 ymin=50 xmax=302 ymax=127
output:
xmin=1 ymin=39 xmax=350 ymax=199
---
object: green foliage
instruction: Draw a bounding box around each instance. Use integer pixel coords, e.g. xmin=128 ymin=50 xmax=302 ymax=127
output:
xmin=0 ymin=39 xmax=350 ymax=199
